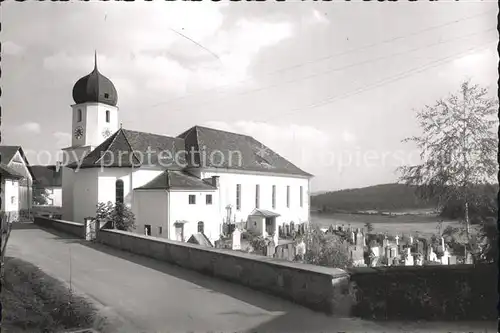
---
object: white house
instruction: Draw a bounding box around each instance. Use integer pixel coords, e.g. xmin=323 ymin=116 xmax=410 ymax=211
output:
xmin=0 ymin=146 xmax=34 ymax=218
xmin=61 ymin=55 xmax=313 ymax=245
xmin=31 ymin=165 xmax=62 ymax=206
xmin=0 ymin=163 xmax=25 ymax=222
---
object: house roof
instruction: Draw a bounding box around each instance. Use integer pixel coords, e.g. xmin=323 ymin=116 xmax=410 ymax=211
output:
xmin=68 ymin=128 xmax=186 ymax=169
xmin=0 ymin=146 xmax=35 ymax=179
xmin=135 ymin=170 xmax=217 ymax=191
xmin=0 ymin=163 xmax=25 ymax=180
xmin=177 ymin=126 xmax=312 ymax=177
xmin=187 ymin=233 xmax=214 ymax=247
xmin=31 ymin=165 xmax=62 ymax=187
xmin=0 ymin=146 xmax=21 ymax=164
xmin=249 ymin=208 xmax=281 ymax=218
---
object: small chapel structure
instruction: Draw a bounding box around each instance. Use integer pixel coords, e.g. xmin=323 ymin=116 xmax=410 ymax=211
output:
xmin=60 ymin=55 xmax=312 ymax=245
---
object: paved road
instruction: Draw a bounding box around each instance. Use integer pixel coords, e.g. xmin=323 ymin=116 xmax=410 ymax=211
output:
xmin=7 ymin=223 xmax=496 ymax=333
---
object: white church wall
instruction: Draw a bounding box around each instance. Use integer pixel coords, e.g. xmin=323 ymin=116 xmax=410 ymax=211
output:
xmin=134 ymin=190 xmax=168 ymax=238
xmin=62 ymin=167 xmax=76 ymax=220
xmin=200 ymin=170 xmax=310 ymax=228
xmin=169 ymin=190 xmax=221 ymax=244
xmin=72 ymin=168 xmax=99 ymax=223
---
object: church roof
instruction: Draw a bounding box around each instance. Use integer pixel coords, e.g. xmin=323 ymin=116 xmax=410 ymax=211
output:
xmin=68 ymin=128 xmax=186 ymax=169
xmin=177 ymin=125 xmax=312 ymax=177
xmin=72 ymin=53 xmax=118 ymax=106
xmin=135 ymin=170 xmax=217 ymax=191
xmin=68 ymin=125 xmax=312 ymax=178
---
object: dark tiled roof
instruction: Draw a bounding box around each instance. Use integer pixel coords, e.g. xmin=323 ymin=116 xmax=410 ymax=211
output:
xmin=249 ymin=208 xmax=281 ymax=218
xmin=68 ymin=128 xmax=186 ymax=169
xmin=0 ymin=146 xmax=35 ymax=179
xmin=187 ymin=233 xmax=214 ymax=247
xmin=31 ymin=165 xmax=62 ymax=187
xmin=0 ymin=163 xmax=24 ymax=179
xmin=177 ymin=126 xmax=312 ymax=177
xmin=0 ymin=146 xmax=21 ymax=164
xmin=135 ymin=170 xmax=217 ymax=191
xmin=68 ymin=125 xmax=312 ymax=178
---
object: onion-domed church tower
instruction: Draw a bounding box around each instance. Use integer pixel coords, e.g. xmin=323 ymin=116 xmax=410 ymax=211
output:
xmin=62 ymin=52 xmax=119 ymax=165
xmin=61 ymin=53 xmax=120 ymax=220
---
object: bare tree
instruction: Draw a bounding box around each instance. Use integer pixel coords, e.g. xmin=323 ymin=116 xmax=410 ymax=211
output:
xmin=397 ymin=80 xmax=498 ymax=248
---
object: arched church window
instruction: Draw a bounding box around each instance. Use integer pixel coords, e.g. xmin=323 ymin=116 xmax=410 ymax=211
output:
xmin=115 ymin=179 xmax=124 ymax=205
xmin=197 ymin=221 xmax=204 ymax=234
xmin=77 ymin=109 xmax=82 ymax=122
xmin=106 ymin=110 xmax=110 ymax=123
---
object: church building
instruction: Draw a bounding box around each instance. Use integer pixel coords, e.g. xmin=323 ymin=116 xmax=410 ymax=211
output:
xmin=61 ymin=55 xmax=313 ymax=244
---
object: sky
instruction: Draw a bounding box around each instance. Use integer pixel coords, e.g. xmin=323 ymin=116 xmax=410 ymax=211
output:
xmin=2 ymin=1 xmax=498 ymax=192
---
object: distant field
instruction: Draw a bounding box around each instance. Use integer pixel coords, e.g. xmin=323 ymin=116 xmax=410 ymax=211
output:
xmin=311 ymin=212 xmax=462 ymax=236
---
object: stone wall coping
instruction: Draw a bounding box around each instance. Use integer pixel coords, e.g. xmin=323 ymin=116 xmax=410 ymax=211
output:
xmin=37 ymin=217 xmax=84 ymax=227
xmin=100 ymin=228 xmax=349 ymax=278
xmin=347 ymin=263 xmax=493 ymax=275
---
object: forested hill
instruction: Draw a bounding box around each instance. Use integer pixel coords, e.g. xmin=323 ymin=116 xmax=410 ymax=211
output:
xmin=311 ymin=184 xmax=438 ymax=212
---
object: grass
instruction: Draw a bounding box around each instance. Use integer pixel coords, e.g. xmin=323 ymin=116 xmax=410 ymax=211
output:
xmin=311 ymin=212 xmax=464 ymax=236
xmin=1 ymin=256 xmax=106 ymax=333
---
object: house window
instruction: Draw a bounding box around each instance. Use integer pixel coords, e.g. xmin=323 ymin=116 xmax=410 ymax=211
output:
xmin=11 ymin=196 xmax=15 ymax=204
xmin=104 ymin=93 xmax=109 ymax=99
xmin=286 ymin=186 xmax=290 ymax=208
xmin=77 ymin=109 xmax=82 ymax=122
xmin=158 ymin=226 xmax=162 ymax=235
xmin=144 ymin=225 xmax=151 ymax=236
xmin=105 ymin=110 xmax=110 ymax=123
xmin=236 ymin=184 xmax=241 ymax=210
xmin=115 ymin=179 xmax=124 ymax=205
xmin=300 ymin=186 xmax=303 ymax=207
xmin=189 ymin=195 xmax=196 ymax=204
xmin=197 ymin=221 xmax=204 ymax=233
xmin=206 ymin=194 xmax=212 ymax=205
xmin=272 ymin=185 xmax=276 ymax=209
xmin=255 ymin=184 xmax=260 ymax=208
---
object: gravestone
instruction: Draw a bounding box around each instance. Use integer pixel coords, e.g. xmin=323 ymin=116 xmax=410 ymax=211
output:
xmin=232 ymin=228 xmax=241 ymax=250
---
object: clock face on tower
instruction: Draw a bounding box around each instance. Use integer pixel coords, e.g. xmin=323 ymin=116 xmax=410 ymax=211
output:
xmin=102 ymin=128 xmax=112 ymax=139
xmin=74 ymin=126 xmax=84 ymax=140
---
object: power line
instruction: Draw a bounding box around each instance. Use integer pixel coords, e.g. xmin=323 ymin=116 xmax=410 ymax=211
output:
xmin=155 ymin=27 xmax=495 ymax=115
xmin=183 ymin=27 xmax=495 ymax=106
xmin=146 ymin=10 xmax=490 ymax=110
xmin=263 ymin=39 xmax=497 ymax=122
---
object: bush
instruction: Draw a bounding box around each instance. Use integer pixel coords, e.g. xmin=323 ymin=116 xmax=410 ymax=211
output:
xmin=302 ymin=225 xmax=352 ymax=269
xmin=96 ymin=201 xmax=136 ymax=231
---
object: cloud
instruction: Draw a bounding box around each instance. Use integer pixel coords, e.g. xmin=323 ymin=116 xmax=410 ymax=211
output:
xmin=41 ymin=4 xmax=295 ymax=95
xmin=3 ymin=41 xmax=25 ymax=55
xmin=311 ymin=9 xmax=330 ymax=25
xmin=203 ymin=120 xmax=332 ymax=170
xmin=453 ymin=49 xmax=492 ymax=68
xmin=53 ymin=131 xmax=72 ymax=148
xmin=17 ymin=122 xmax=41 ymax=134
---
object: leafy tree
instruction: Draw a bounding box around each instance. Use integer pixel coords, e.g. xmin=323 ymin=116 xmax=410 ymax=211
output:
xmin=299 ymin=225 xmax=352 ymax=269
xmin=95 ymin=201 xmax=136 ymax=231
xmin=398 ymin=80 xmax=498 ymax=249
xmin=33 ymin=186 xmax=49 ymax=205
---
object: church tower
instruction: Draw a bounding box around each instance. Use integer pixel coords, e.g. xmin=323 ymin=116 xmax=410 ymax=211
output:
xmin=62 ymin=52 xmax=120 ymax=165
xmin=61 ymin=53 xmax=119 ymax=221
